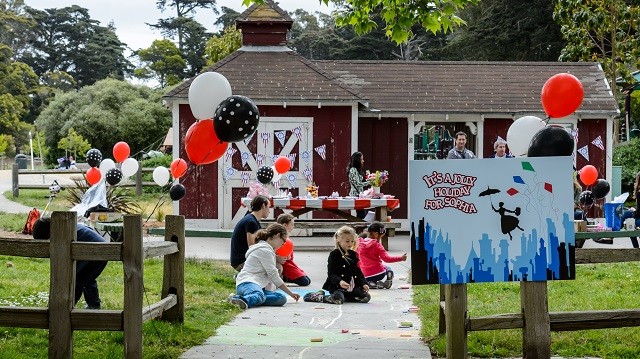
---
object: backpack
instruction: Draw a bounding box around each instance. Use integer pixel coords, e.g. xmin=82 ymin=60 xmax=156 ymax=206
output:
xmin=22 ymin=208 xmax=41 ymax=235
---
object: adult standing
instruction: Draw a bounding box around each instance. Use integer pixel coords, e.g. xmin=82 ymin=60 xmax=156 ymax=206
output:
xmin=347 ymin=151 xmax=369 ymax=219
xmin=446 ymin=131 xmax=476 ymax=159
xmin=489 ymin=139 xmax=514 ymax=158
xmin=230 ymin=195 xmax=270 ymax=271
xmin=633 ymin=172 xmax=640 ymax=219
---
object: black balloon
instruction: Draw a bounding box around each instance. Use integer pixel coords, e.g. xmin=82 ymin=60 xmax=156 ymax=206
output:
xmin=578 ymin=190 xmax=594 ymax=206
xmin=527 ymin=126 xmax=575 ymax=157
xmin=592 ymin=179 xmax=610 ymax=199
xmin=169 ymin=183 xmax=186 ymax=201
xmin=256 ymin=165 xmax=274 ymax=184
xmin=86 ymin=148 xmax=102 ymax=168
xmin=213 ymin=95 xmax=260 ymax=143
xmin=105 ymin=168 xmax=123 ymax=186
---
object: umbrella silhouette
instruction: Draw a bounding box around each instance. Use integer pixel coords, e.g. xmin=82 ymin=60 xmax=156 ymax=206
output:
xmin=479 ymin=186 xmax=501 ymax=205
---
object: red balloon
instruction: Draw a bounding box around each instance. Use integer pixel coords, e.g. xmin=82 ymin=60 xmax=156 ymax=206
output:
xmin=276 ymin=238 xmax=294 ymax=257
xmin=274 ymin=156 xmax=291 ymax=174
xmin=579 ymin=165 xmax=598 ymax=186
xmin=85 ymin=167 xmax=102 ymax=185
xmin=185 ymin=119 xmax=228 ymax=165
xmin=170 ymin=158 xmax=188 ymax=178
xmin=113 ymin=141 xmax=130 ymax=163
xmin=541 ymin=73 xmax=584 ymax=118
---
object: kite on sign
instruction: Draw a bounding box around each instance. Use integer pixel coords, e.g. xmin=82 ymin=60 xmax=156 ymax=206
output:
xmin=314 ymin=144 xmax=327 ymax=160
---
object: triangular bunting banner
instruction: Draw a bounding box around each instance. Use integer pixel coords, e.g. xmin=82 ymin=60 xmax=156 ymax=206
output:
xmin=260 ymin=132 xmax=270 ymax=149
xmin=591 ymin=135 xmax=605 ymax=151
xmin=241 ymin=152 xmax=250 ymax=167
xmin=275 ymin=130 xmax=286 ymax=146
xmin=225 ymin=147 xmax=237 ymax=161
xmin=287 ymin=173 xmax=297 ymax=188
xmin=302 ymin=167 xmax=313 ymax=182
xmin=301 ymin=150 xmax=310 ymax=164
xmin=224 ymin=166 xmax=237 ymax=181
xmin=240 ymin=172 xmax=251 ymax=186
xmin=496 ymin=135 xmax=506 ymax=143
xmin=571 ymin=128 xmax=579 ymax=143
xmin=256 ymin=154 xmax=265 ymax=167
xmin=314 ymin=144 xmax=327 ymax=160
xmin=292 ymin=126 xmax=302 ymax=140
xmin=271 ymin=155 xmax=279 ymax=164
xmin=243 ymin=131 xmax=255 ymax=145
xmin=577 ymin=145 xmax=589 ymax=161
xmin=287 ymin=153 xmax=297 ymax=168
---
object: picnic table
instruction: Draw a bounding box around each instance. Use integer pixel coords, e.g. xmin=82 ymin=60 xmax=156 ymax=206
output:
xmin=575 ymin=230 xmax=640 ymax=248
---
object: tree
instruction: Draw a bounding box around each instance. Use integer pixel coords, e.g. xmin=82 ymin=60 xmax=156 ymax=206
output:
xmin=134 ymin=39 xmax=186 ymax=87
xmin=214 ymin=6 xmax=240 ymax=30
xmin=20 ymin=5 xmax=132 ymax=87
xmin=0 ymin=0 xmax=35 ymax=56
xmin=429 ymin=0 xmax=564 ymax=61
xmin=244 ymin=0 xmax=479 ymax=44
xmin=36 ymin=78 xmax=171 ymax=165
xmin=57 ymin=128 xmax=90 ymax=158
xmin=204 ymin=25 xmax=242 ymax=65
xmin=554 ymin=0 xmax=640 ymax=141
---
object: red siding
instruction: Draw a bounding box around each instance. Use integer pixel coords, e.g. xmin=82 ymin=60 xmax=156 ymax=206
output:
xmin=359 ymin=117 xmax=408 ymax=219
xmin=483 ymin=118 xmax=513 ymax=158
xmin=239 ymin=23 xmax=289 ymax=46
xmin=576 ymin=119 xmax=607 ymax=218
xmin=178 ymin=104 xmax=219 ymax=219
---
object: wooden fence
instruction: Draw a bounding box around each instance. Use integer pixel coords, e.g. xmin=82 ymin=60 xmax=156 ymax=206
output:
xmin=0 ymin=212 xmax=185 ymax=358
xmin=11 ymin=163 xmax=156 ymax=197
xmin=439 ymin=247 xmax=640 ymax=358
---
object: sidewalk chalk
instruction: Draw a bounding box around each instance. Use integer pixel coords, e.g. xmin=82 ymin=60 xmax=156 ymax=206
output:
xmin=341 ymin=329 xmax=349 ymax=333
xmin=310 ymin=338 xmax=323 ymax=342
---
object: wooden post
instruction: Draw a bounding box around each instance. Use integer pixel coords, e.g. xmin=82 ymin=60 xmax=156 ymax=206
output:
xmin=161 ymin=215 xmax=185 ymax=322
xmin=48 ymin=211 xmax=77 ymax=358
xmin=12 ymin=163 xmax=19 ymax=197
xmin=439 ymin=284 xmax=446 ymax=334
xmin=123 ymin=214 xmax=143 ymax=359
xmin=520 ymin=281 xmax=551 ymax=358
xmin=445 ymin=283 xmax=467 ymax=359
xmin=135 ymin=162 xmax=142 ymax=196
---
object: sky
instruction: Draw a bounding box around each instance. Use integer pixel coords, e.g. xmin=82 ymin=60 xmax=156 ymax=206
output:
xmin=24 ymin=0 xmax=335 ymax=52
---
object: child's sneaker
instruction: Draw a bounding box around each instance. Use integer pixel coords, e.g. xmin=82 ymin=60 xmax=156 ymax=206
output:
xmin=358 ymin=293 xmax=371 ymax=303
xmin=368 ymin=281 xmax=383 ymax=289
xmin=303 ymin=290 xmax=325 ymax=303
xmin=226 ymin=295 xmax=248 ymax=310
xmin=383 ymin=271 xmax=394 ymax=289
xmin=325 ymin=292 xmax=344 ymax=305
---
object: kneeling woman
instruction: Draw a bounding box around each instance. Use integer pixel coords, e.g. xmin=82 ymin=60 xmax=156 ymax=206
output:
xmin=227 ymin=224 xmax=301 ymax=310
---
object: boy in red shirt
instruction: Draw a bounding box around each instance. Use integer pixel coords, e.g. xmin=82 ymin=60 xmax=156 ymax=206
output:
xmin=357 ymin=222 xmax=407 ymax=289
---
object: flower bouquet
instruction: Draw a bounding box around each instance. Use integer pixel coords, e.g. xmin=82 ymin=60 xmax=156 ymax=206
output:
xmin=366 ymin=170 xmax=389 ymax=187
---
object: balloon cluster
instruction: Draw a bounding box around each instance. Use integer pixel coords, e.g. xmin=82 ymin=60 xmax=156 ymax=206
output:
xmin=84 ymin=142 xmax=139 ymax=186
xmin=152 ymin=158 xmax=190 ymax=201
xmin=185 ymin=72 xmax=260 ymax=166
xmin=578 ymin=165 xmax=610 ymax=209
xmin=256 ymin=156 xmax=292 ymax=184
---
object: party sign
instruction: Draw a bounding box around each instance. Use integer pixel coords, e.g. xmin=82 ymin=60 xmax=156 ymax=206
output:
xmin=410 ymin=157 xmax=574 ymax=285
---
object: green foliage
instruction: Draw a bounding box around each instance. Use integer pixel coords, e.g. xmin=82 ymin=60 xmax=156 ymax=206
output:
xmin=204 ymin=25 xmax=242 ymax=65
xmin=57 ymin=128 xmax=91 ymax=158
xmin=612 ymin=139 xmax=640 ymax=193
xmin=246 ymin=0 xmax=479 ymax=44
xmin=0 ymin=133 xmax=9 ymax=156
xmin=0 ymin=212 xmax=26 ymax=232
xmin=0 ymin=0 xmax=35 ymax=56
xmin=632 ymin=90 xmax=640 ymax=130
xmin=134 ymin=39 xmax=186 ymax=87
xmin=141 ymin=153 xmax=172 ymax=168
xmin=554 ymin=0 xmax=640 ymax=99
xmin=35 ymin=78 xmax=171 ymax=165
xmin=64 ymin=177 xmax=141 ymax=214
xmin=414 ymin=262 xmax=640 ymax=357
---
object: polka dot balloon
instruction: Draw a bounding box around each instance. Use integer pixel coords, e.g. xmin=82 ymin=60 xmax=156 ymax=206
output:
xmin=105 ymin=168 xmax=123 ymax=186
xmin=213 ymin=95 xmax=260 ymax=143
xmin=86 ymin=149 xmax=102 ymax=168
xmin=256 ymin=165 xmax=274 ymax=184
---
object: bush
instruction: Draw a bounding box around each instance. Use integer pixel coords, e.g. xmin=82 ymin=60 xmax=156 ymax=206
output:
xmin=612 ymin=138 xmax=640 ymax=193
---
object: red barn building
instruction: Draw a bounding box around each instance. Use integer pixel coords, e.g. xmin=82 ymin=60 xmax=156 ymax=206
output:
xmin=163 ymin=0 xmax=619 ymax=230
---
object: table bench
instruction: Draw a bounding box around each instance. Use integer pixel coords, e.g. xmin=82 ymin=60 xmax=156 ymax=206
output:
xmin=575 ymin=230 xmax=640 ymax=248
xmin=261 ymin=219 xmax=401 ymax=249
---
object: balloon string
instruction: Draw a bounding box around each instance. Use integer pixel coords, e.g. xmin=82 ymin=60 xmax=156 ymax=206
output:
xmin=144 ymin=193 xmax=167 ymax=225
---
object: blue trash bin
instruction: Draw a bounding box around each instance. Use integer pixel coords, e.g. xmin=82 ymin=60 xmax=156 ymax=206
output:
xmin=604 ymin=202 xmax=623 ymax=231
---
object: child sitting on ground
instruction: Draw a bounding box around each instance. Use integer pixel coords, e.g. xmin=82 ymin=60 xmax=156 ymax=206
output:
xmin=276 ymin=214 xmax=311 ymax=286
xmin=226 ymin=224 xmax=300 ymax=310
xmin=357 ymin=221 xmax=407 ymax=289
xmin=304 ymin=226 xmax=370 ymax=304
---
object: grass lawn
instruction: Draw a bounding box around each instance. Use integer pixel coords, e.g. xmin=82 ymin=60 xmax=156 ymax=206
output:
xmin=414 ymin=262 xmax=640 ymax=358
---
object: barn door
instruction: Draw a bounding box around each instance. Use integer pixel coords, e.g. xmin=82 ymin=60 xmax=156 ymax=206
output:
xmin=220 ymin=117 xmax=313 ymax=228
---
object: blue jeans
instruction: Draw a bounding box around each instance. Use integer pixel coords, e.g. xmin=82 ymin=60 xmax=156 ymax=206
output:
xmin=235 ymin=282 xmax=287 ymax=308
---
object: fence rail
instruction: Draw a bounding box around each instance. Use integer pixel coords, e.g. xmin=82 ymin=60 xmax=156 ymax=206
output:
xmin=11 ymin=163 xmax=156 ymax=197
xmin=0 ymin=212 xmax=185 ymax=358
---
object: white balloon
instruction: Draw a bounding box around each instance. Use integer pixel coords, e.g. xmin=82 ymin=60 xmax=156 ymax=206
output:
xmin=153 ymin=166 xmax=170 ymax=187
xmin=121 ymin=157 xmax=139 ymax=178
xmin=506 ymin=116 xmax=546 ymax=157
xmin=99 ymin=158 xmax=116 ymax=176
xmin=271 ymin=166 xmax=281 ymax=183
xmin=188 ymin=72 xmax=233 ymax=120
